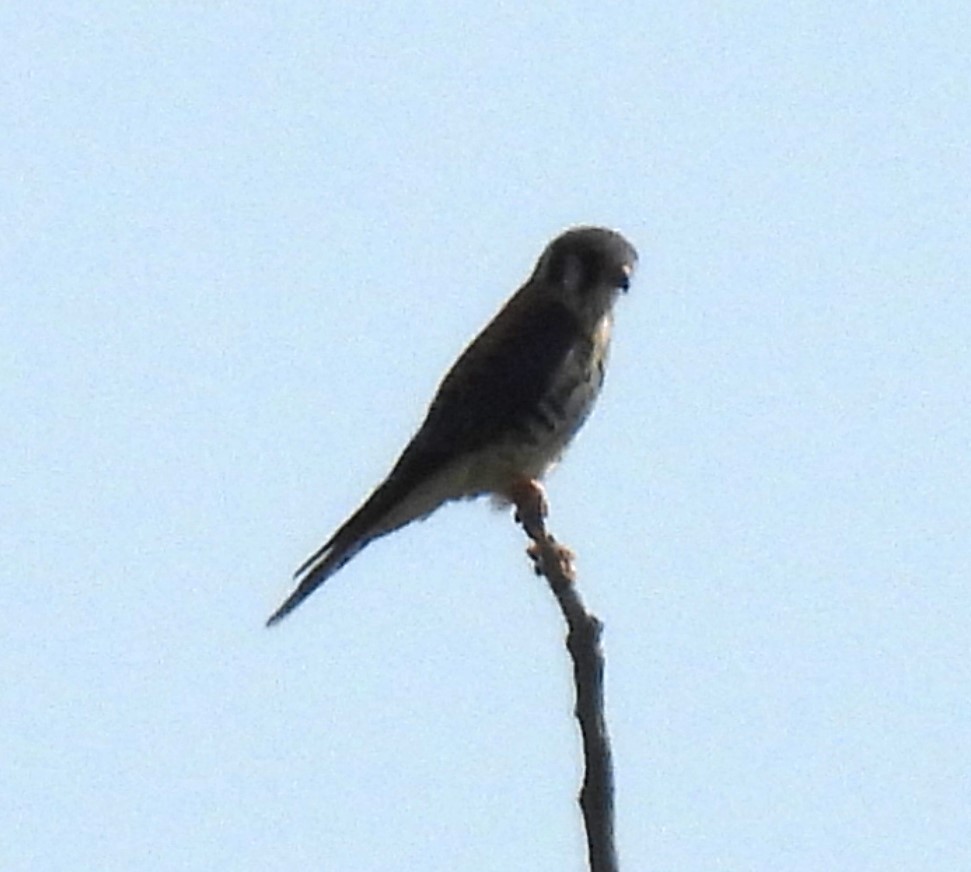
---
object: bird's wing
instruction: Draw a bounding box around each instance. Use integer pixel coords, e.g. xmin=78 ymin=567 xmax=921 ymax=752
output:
xmin=396 ymin=296 xmax=585 ymax=473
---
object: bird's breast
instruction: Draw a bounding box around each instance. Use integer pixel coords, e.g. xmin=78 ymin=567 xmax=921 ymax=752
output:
xmin=499 ymin=312 xmax=612 ymax=477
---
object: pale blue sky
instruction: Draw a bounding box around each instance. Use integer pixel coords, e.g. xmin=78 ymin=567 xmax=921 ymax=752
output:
xmin=3 ymin=3 xmax=970 ymax=870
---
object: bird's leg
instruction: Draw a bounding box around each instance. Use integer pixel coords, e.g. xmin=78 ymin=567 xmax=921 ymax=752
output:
xmin=508 ymin=478 xmax=576 ymax=580
xmin=509 ymin=477 xmax=549 ymax=540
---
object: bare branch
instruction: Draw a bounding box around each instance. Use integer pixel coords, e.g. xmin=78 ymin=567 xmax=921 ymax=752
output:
xmin=515 ymin=490 xmax=618 ymax=872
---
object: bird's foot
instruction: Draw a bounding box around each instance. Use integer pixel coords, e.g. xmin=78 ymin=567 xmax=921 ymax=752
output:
xmin=526 ymin=536 xmax=577 ymax=581
xmin=508 ymin=478 xmax=575 ymax=581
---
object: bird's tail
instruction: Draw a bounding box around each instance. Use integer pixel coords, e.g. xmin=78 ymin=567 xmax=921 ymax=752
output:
xmin=265 ymin=526 xmax=370 ymax=627
xmin=265 ymin=472 xmax=429 ymax=627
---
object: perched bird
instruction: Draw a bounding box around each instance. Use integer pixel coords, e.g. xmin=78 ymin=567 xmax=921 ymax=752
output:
xmin=267 ymin=226 xmax=637 ymax=626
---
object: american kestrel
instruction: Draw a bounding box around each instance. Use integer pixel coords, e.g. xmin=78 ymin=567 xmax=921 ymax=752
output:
xmin=267 ymin=226 xmax=637 ymax=626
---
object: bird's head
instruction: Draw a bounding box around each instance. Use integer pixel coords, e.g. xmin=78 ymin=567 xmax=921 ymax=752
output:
xmin=533 ymin=226 xmax=638 ymax=320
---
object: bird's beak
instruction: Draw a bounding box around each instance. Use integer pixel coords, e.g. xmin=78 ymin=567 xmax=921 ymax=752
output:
xmin=618 ymin=262 xmax=634 ymax=293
